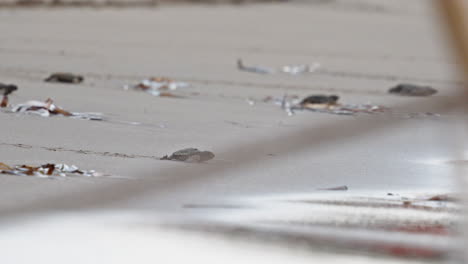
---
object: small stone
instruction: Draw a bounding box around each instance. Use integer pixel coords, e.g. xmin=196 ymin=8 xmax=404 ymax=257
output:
xmin=45 ymin=73 xmax=84 ymax=84
xmin=161 ymin=148 xmax=215 ymax=163
xmin=300 ymin=95 xmax=339 ymax=105
xmin=388 ymin=83 xmax=437 ymax=96
xmin=0 ymin=83 xmax=18 ymax=108
xmin=0 ymin=83 xmax=18 ymax=96
xmin=299 ymin=95 xmax=339 ymax=109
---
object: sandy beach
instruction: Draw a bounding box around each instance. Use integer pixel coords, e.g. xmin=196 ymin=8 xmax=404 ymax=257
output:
xmin=0 ymin=1 xmax=464 ymax=262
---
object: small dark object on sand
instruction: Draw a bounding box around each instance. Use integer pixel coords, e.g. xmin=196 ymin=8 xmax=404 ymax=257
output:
xmin=427 ymin=194 xmax=457 ymax=202
xmin=0 ymin=83 xmax=18 ymax=96
xmin=45 ymin=73 xmax=84 ymax=84
xmin=300 ymin=95 xmax=339 ymax=105
xmin=403 ymin=201 xmax=412 ymax=207
xmin=0 ymin=83 xmax=18 ymax=108
xmin=300 ymin=95 xmax=339 ymax=109
xmin=388 ymin=84 xmax=437 ymax=96
xmin=161 ymin=148 xmax=215 ymax=163
xmin=318 ymin=185 xmax=348 ymax=191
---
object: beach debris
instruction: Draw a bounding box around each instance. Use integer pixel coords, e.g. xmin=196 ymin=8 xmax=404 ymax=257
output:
xmin=299 ymin=94 xmax=340 ymax=109
xmin=306 ymin=103 xmax=388 ymax=115
xmin=427 ymin=194 xmax=457 ymax=202
xmin=402 ymin=201 xmax=412 ymax=207
xmin=12 ymin=98 xmax=103 ymax=120
xmin=0 ymin=162 xmax=105 ymax=178
xmin=0 ymin=163 xmax=11 ymax=170
xmin=388 ymin=83 xmax=437 ymax=96
xmin=246 ymin=94 xmax=300 ymax=116
xmin=262 ymin=96 xmax=274 ymax=103
xmin=12 ymin=98 xmax=71 ymax=117
xmin=0 ymin=83 xmax=18 ymax=108
xmin=237 ymin=59 xmax=275 ymax=74
xmin=124 ymin=77 xmax=189 ymax=97
xmin=248 ymin=95 xmax=300 ymax=108
xmin=248 ymin=94 xmax=388 ymax=117
xmin=45 ymin=73 xmax=84 ymax=84
xmin=279 ymin=94 xmax=298 ymax=116
xmin=237 ymin=59 xmax=320 ymax=75
xmin=288 ymin=94 xmax=387 ymax=116
xmin=161 ymin=148 xmax=215 ymax=163
xmin=281 ymin=63 xmax=321 ymax=75
xmin=318 ymin=185 xmax=348 ymax=191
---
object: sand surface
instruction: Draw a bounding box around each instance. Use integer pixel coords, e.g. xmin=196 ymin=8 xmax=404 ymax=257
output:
xmin=0 ymin=1 xmax=464 ymax=261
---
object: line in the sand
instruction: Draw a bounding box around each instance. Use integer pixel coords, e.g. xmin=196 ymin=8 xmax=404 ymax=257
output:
xmin=0 ymin=142 xmax=161 ymax=160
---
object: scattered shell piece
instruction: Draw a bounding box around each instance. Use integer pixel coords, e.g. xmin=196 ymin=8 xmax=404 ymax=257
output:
xmin=45 ymin=73 xmax=84 ymax=84
xmin=388 ymin=83 xmax=437 ymax=96
xmin=70 ymin=112 xmax=104 ymax=121
xmin=11 ymin=98 xmax=103 ymax=120
xmin=237 ymin=59 xmax=320 ymax=75
xmin=245 ymin=94 xmax=300 ymax=115
xmin=125 ymin=77 xmax=189 ymax=97
xmin=281 ymin=63 xmax=320 ymax=75
xmin=317 ymin=103 xmax=388 ymax=115
xmin=0 ymin=163 xmax=106 ymax=178
xmin=279 ymin=94 xmax=299 ymax=116
xmin=161 ymin=148 xmax=215 ymax=163
xmin=12 ymin=98 xmax=72 ymax=117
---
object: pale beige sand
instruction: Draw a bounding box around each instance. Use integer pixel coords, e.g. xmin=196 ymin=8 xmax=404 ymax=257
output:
xmin=0 ymin=2 xmax=465 ymax=262
xmin=0 ymin=1 xmax=462 ymax=214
